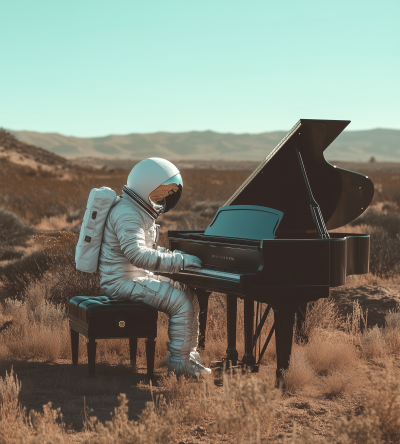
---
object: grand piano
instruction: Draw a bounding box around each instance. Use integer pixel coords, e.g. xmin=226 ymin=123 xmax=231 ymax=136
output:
xmin=159 ymin=119 xmax=374 ymax=382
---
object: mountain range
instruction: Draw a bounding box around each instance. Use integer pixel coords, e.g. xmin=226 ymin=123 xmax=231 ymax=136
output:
xmin=9 ymin=128 xmax=400 ymax=162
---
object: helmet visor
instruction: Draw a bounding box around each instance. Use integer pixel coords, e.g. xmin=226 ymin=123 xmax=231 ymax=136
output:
xmin=149 ymin=173 xmax=183 ymax=214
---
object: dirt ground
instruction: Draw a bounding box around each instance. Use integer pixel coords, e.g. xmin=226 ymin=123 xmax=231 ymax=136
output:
xmin=6 ymin=349 xmax=400 ymax=443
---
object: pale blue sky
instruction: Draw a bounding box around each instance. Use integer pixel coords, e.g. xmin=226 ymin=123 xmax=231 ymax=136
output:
xmin=1 ymin=0 xmax=399 ymax=137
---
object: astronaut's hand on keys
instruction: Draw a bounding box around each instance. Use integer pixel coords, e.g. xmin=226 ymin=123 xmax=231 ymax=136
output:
xmin=173 ymin=249 xmax=185 ymax=255
xmin=181 ymin=253 xmax=202 ymax=270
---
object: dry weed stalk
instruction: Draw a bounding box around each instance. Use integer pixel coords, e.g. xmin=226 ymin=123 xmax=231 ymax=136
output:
xmin=326 ymin=366 xmax=400 ymax=443
xmin=345 ymin=300 xmax=368 ymax=345
xmin=383 ymin=310 xmax=400 ymax=354
xmin=24 ymin=403 xmax=66 ymax=444
xmin=84 ymin=394 xmax=177 ymax=444
xmin=301 ymin=297 xmax=342 ymax=339
xmin=210 ymin=371 xmax=281 ymax=443
xmin=0 ymin=368 xmax=27 ymax=444
xmin=282 ymin=346 xmax=316 ymax=393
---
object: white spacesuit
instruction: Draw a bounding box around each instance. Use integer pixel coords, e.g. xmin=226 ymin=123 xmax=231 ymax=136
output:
xmin=98 ymin=157 xmax=211 ymax=377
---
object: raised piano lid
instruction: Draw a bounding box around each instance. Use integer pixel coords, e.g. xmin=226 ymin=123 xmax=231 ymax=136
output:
xmin=204 ymin=205 xmax=284 ymax=240
xmin=223 ymin=119 xmax=375 ymax=233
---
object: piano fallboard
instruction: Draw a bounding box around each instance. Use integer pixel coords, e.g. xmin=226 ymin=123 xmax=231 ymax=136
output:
xmin=168 ymin=233 xmax=263 ymax=273
xmin=158 ymin=230 xmax=370 ymax=298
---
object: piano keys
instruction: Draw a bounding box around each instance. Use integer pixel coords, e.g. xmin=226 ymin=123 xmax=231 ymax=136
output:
xmin=158 ymin=118 xmax=374 ymax=383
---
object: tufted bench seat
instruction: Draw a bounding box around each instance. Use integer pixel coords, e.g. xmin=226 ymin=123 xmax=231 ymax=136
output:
xmin=69 ymin=296 xmax=158 ymax=378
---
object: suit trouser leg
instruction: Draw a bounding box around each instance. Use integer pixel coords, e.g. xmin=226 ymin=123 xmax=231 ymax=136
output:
xmin=141 ymin=279 xmax=198 ymax=361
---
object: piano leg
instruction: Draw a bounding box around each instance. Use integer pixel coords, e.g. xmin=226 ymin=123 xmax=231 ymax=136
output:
xmin=195 ymin=289 xmax=211 ymax=350
xmin=295 ymin=304 xmax=308 ymax=344
xmin=226 ymin=294 xmax=238 ymax=365
xmin=242 ymin=298 xmax=257 ymax=370
xmin=273 ymin=308 xmax=296 ymax=385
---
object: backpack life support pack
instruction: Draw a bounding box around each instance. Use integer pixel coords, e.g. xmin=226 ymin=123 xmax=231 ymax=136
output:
xmin=75 ymin=186 xmax=117 ymax=273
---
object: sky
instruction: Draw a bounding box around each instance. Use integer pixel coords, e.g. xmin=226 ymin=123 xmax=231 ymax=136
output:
xmin=0 ymin=0 xmax=399 ymax=137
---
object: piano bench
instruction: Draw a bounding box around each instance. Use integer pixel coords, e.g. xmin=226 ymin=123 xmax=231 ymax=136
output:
xmin=68 ymin=296 xmax=158 ymax=379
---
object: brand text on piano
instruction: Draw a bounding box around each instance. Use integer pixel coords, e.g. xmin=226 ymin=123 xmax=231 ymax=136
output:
xmin=212 ymin=255 xmax=235 ymax=260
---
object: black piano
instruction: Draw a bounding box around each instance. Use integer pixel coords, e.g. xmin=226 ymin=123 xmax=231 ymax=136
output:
xmin=159 ymin=119 xmax=374 ymax=382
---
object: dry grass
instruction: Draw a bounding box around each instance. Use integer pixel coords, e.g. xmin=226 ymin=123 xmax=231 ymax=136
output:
xmin=0 ymin=273 xmax=400 ymax=443
xmin=1 ymin=160 xmax=400 ymax=442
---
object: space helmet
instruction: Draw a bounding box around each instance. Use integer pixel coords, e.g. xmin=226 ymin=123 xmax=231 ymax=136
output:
xmin=126 ymin=158 xmax=183 ymax=214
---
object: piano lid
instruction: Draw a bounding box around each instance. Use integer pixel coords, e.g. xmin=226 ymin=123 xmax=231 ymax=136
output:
xmin=224 ymin=119 xmax=374 ymax=233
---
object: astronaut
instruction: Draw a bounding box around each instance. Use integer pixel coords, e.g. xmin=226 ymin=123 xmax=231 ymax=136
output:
xmin=98 ymin=157 xmax=211 ymax=377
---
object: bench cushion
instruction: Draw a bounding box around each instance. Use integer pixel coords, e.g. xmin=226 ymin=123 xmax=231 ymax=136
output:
xmin=69 ymin=296 xmax=158 ymax=339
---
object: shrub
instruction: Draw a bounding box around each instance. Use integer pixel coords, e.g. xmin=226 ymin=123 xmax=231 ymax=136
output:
xmin=190 ymin=200 xmax=224 ymax=218
xmin=282 ymin=346 xmax=315 ymax=393
xmin=300 ymin=297 xmax=342 ymax=340
xmin=85 ymin=394 xmax=177 ymax=444
xmin=0 ymin=247 xmax=24 ymax=262
xmin=352 ymin=208 xmax=400 ymax=238
xmin=361 ymin=326 xmax=388 ymax=362
xmin=0 ymin=368 xmax=26 ymax=444
xmin=210 ymin=371 xmax=281 ymax=443
xmin=369 ymin=230 xmax=400 ymax=276
xmin=0 ymin=250 xmax=50 ymax=298
xmin=305 ymin=332 xmax=357 ymax=377
xmin=0 ymin=208 xmax=35 ymax=248
xmin=178 ymin=212 xmax=210 ymax=230
xmin=383 ymin=311 xmax=400 ymax=354
xmin=327 ymin=366 xmax=400 ymax=443
xmin=40 ymin=232 xmax=104 ymax=306
xmin=1 ymin=298 xmax=70 ymax=362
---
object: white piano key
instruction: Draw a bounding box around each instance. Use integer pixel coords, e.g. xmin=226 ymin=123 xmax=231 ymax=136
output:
xmin=184 ymin=267 xmax=241 ymax=282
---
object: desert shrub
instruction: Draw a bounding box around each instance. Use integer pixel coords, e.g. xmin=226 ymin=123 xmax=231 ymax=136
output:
xmin=350 ymin=209 xmax=400 ymax=277
xmin=369 ymin=230 xmax=400 ymax=276
xmin=39 ymin=231 xmax=103 ymax=306
xmin=85 ymin=394 xmax=177 ymax=444
xmin=210 ymin=371 xmax=281 ymax=443
xmin=0 ymin=250 xmax=50 ymax=298
xmin=0 ymin=208 xmax=35 ymax=248
xmin=383 ymin=311 xmax=400 ymax=354
xmin=23 ymin=403 xmax=66 ymax=444
xmin=190 ymin=200 xmax=224 ymax=218
xmin=352 ymin=209 xmax=400 ymax=238
xmin=177 ymin=169 xmax=251 ymax=212
xmin=305 ymin=331 xmax=357 ymax=377
xmin=1 ymin=298 xmax=70 ymax=361
xmin=301 ymin=297 xmax=342 ymax=339
xmin=327 ymin=366 xmax=400 ymax=443
xmin=318 ymin=371 xmax=358 ymax=399
xmin=282 ymin=346 xmax=315 ymax=393
xmin=344 ymin=300 xmax=369 ymax=346
xmin=176 ymin=212 xmax=210 ymax=230
xmin=361 ymin=326 xmax=388 ymax=362
xmin=0 ymin=368 xmax=26 ymax=444
xmin=0 ymin=247 xmax=24 ymax=262
xmin=66 ymin=208 xmax=84 ymax=224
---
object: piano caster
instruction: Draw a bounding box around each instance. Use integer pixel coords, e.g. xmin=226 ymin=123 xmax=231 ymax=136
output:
xmin=210 ymin=359 xmax=259 ymax=374
xmin=211 ymin=358 xmax=240 ymax=371
xmin=242 ymin=363 xmax=259 ymax=373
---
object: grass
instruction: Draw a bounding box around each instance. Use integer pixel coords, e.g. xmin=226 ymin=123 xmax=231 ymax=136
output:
xmin=1 ymin=155 xmax=400 ymax=442
xmin=1 ymin=270 xmax=400 ymax=442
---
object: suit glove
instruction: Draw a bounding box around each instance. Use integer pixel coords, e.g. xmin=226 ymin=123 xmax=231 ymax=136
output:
xmin=181 ymin=253 xmax=202 ymax=270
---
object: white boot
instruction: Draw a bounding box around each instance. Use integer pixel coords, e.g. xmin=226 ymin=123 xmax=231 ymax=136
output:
xmin=167 ymin=353 xmax=211 ymax=378
xmin=167 ymin=351 xmax=209 ymax=368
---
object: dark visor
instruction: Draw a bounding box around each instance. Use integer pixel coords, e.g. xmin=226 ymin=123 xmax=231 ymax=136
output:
xmin=149 ymin=173 xmax=183 ymax=214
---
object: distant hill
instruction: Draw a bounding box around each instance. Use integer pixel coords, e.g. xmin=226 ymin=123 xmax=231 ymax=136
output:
xmin=9 ymin=128 xmax=400 ymax=162
xmin=0 ymin=128 xmax=73 ymax=172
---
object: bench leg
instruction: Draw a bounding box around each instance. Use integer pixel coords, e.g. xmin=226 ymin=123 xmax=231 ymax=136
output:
xmin=70 ymin=328 xmax=79 ymax=365
xmin=129 ymin=338 xmax=138 ymax=367
xmin=145 ymin=338 xmax=156 ymax=379
xmin=87 ymin=339 xmax=97 ymax=377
